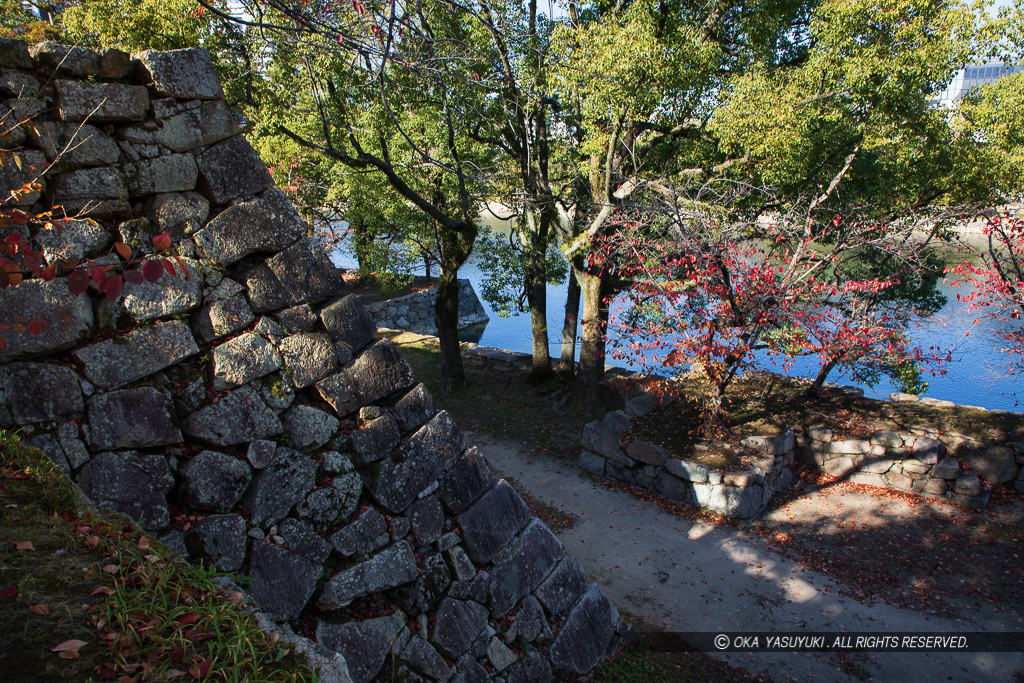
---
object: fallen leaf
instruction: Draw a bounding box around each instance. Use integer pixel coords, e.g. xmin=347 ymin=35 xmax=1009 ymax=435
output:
xmin=101 ymin=564 xmax=118 ymax=574
xmin=90 ymin=586 xmax=114 ymax=596
xmin=51 ymin=639 xmax=86 ymax=659
xmin=0 ymin=585 xmax=17 ymax=600
xmin=28 ymin=603 xmax=49 ymax=616
xmin=188 ymin=658 xmax=211 ymax=679
xmin=137 ymin=536 xmax=150 ymax=550
xmin=14 ymin=541 xmax=35 ymax=551
xmin=226 ymin=592 xmax=243 ymax=603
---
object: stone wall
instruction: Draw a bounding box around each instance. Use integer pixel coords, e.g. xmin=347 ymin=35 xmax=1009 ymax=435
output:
xmin=579 ymin=395 xmax=797 ymax=520
xmin=581 ymin=384 xmax=1023 ymax=519
xmin=364 ymin=279 xmax=488 ymax=335
xmin=0 ymin=40 xmax=627 ymax=682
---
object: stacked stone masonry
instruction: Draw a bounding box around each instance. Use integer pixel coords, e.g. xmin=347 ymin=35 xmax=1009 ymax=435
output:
xmin=364 ymin=279 xmax=489 ymax=336
xmin=581 ymin=387 xmax=1021 ymax=520
xmin=0 ymin=40 xmax=627 ymax=682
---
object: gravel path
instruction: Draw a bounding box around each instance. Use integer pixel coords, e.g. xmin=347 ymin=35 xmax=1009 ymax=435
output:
xmin=468 ymin=432 xmax=1024 ymax=682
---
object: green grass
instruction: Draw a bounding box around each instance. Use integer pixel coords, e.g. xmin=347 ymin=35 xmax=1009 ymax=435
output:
xmin=0 ymin=431 xmax=316 ymax=682
xmin=385 ymin=331 xmax=619 ymax=459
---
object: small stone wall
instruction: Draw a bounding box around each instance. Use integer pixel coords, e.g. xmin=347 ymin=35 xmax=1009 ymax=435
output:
xmin=578 ymin=394 xmax=797 ymax=520
xmin=363 ymin=278 xmax=488 ymax=335
xmin=580 ymin=384 xmax=1023 ymax=518
xmin=0 ymin=40 xmax=626 ymax=682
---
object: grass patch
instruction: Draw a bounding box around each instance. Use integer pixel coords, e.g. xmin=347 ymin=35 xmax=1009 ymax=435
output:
xmin=0 ymin=431 xmax=315 ymax=682
xmin=384 ymin=331 xmax=618 ymax=458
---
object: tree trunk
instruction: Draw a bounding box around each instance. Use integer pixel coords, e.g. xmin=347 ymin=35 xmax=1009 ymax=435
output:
xmin=809 ymin=355 xmax=841 ymax=394
xmin=576 ymin=269 xmax=610 ymax=397
xmin=557 ymin=260 xmax=583 ymax=379
xmin=435 ymin=264 xmax=466 ymax=394
xmin=351 ymin=219 xmax=373 ymax=273
xmin=525 ymin=225 xmax=553 ymax=382
xmin=702 ymin=381 xmax=727 ymax=435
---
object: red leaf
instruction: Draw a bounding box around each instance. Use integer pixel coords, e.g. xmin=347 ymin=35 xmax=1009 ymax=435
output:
xmin=0 ymin=585 xmax=16 ymax=600
xmin=188 ymin=658 xmax=212 ymax=679
xmin=100 ymin=274 xmax=123 ymax=301
xmin=141 ymin=260 xmax=163 ymax=283
xmin=114 ymin=242 xmax=132 ymax=260
xmin=89 ymin=263 xmax=106 ymax=287
xmin=162 ymin=258 xmax=176 ymax=278
xmin=51 ymin=639 xmax=86 ymax=659
xmin=176 ymin=612 xmax=202 ymax=626
xmin=90 ymin=586 xmax=114 ymax=596
xmin=123 ymin=269 xmax=144 ymax=285
xmin=67 ymin=269 xmax=89 ymax=296
xmin=40 ymin=263 xmax=57 ymax=282
xmin=28 ymin=603 xmax=49 ymax=616
xmin=173 ymin=254 xmax=190 ymax=280
xmin=15 ymin=541 xmax=35 ymax=551
xmin=152 ymin=231 xmax=171 ymax=252
xmin=27 ymin=320 xmax=42 ymax=335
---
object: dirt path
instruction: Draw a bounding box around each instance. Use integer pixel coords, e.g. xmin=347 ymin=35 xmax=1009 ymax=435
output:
xmin=466 ymin=432 xmax=1024 ymax=682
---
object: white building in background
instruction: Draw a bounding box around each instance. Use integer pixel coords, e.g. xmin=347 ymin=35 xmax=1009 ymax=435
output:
xmin=933 ymin=62 xmax=1023 ymax=106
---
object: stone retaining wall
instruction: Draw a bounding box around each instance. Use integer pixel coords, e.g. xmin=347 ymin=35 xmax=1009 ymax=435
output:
xmin=0 ymin=40 xmax=626 ymax=682
xmin=580 ymin=384 xmax=1023 ymax=518
xmin=364 ymin=279 xmax=488 ymax=335
xmin=578 ymin=394 xmax=797 ymax=520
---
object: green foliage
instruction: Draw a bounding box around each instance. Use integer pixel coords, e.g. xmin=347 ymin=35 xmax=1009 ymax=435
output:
xmin=475 ymin=226 xmax=567 ymax=318
xmin=61 ymin=0 xmax=210 ymax=52
xmin=0 ymin=1 xmax=63 ymax=42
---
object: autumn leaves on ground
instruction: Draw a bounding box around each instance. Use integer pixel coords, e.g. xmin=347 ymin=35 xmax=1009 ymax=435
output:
xmin=0 ymin=434 xmax=311 ymax=682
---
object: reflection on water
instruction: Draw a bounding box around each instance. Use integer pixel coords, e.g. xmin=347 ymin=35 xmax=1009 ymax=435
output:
xmin=332 ymin=220 xmax=1023 ymax=411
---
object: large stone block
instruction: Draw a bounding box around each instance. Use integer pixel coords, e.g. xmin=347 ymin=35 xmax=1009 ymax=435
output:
xmin=77 ymin=451 xmax=173 ymax=530
xmin=329 ymin=508 xmax=389 ymax=558
xmin=87 ymin=387 xmax=181 ymax=450
xmin=350 ymin=414 xmax=401 ymax=465
xmin=118 ymin=100 xmax=238 ymax=152
xmin=0 ymin=362 xmax=83 ymax=427
xmin=438 ymin=446 xmax=496 ymax=514
xmin=0 ymin=68 xmax=40 ymax=98
xmin=549 ymin=584 xmax=618 ymax=676
xmin=185 ymin=513 xmax=247 ymax=572
xmin=317 ymin=613 xmax=406 ymax=683
xmin=144 ymin=192 xmax=209 ymax=240
xmin=317 ymin=542 xmax=419 ymax=610
xmin=135 ymin=47 xmax=224 ymax=100
xmin=320 ymin=295 xmax=377 ymax=353
xmin=243 ymin=237 xmax=344 ymax=313
xmin=277 ymin=332 xmax=339 ymax=389
xmin=394 ymin=384 xmax=437 ymax=433
xmin=49 ymin=165 xmax=126 ymax=204
xmin=458 ymin=479 xmax=531 ymax=565
xmin=533 ymin=554 xmax=589 ymax=617
xmin=28 ymin=121 xmax=120 ymax=166
xmin=33 ymin=219 xmax=111 ymax=263
xmin=180 ymin=450 xmax=252 ymax=513
xmin=211 ymin=333 xmax=281 ymax=389
xmin=0 ymin=38 xmax=33 ymax=68
xmin=56 ymin=80 xmax=149 ymax=122
xmin=184 ymin=385 xmax=282 ymax=446
xmin=191 ymin=294 xmax=253 ymax=344
xmin=195 ymin=135 xmax=274 ymax=203
xmin=247 ymin=540 xmax=322 ymax=621
xmin=30 ymin=42 xmax=101 ymax=76
xmin=281 ymin=404 xmax=339 ymax=452
xmin=243 ymin=447 xmax=317 ymax=527
xmin=73 ymin=320 xmax=198 ymax=389
xmin=430 ymin=598 xmax=489 ymax=659
xmin=99 ymin=258 xmax=203 ymax=323
xmin=125 ymin=154 xmax=197 ymax=196
xmin=369 ymin=411 xmax=464 ymax=513
xmin=488 ymin=519 xmax=563 ymax=616
xmin=194 ymin=188 xmax=304 ymax=265
xmin=581 ymin=420 xmax=629 ymax=465
xmin=278 ymin=518 xmax=332 ymax=564
xmin=316 ymin=340 xmax=415 ymax=416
